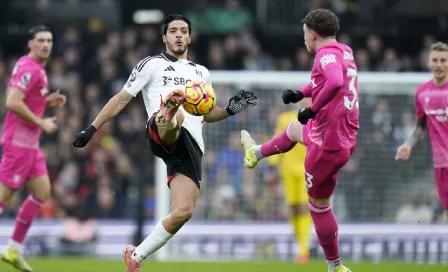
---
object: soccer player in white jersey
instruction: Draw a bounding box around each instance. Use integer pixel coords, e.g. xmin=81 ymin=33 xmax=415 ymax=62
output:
xmin=73 ymin=14 xmax=257 ymax=271
xmin=396 ymin=42 xmax=448 ymax=220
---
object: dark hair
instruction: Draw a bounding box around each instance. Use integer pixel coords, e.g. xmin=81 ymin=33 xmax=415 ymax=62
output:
xmin=301 ymin=9 xmax=340 ymax=38
xmin=28 ymin=25 xmax=51 ymax=40
xmin=161 ymin=14 xmax=191 ymax=36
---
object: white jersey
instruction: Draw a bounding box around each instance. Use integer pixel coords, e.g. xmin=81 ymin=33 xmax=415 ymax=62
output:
xmin=123 ymin=51 xmax=211 ymax=153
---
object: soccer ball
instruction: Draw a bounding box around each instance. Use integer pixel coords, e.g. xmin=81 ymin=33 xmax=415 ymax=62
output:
xmin=182 ymin=80 xmax=216 ymax=116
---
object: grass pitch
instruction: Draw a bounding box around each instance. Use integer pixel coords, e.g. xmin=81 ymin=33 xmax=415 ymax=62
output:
xmin=1 ymin=258 xmax=447 ymax=272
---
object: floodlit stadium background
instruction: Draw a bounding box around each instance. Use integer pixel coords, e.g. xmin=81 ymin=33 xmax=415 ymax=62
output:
xmin=1 ymin=0 xmax=448 ymax=269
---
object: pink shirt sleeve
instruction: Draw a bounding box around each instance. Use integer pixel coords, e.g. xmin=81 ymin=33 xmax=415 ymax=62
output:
xmin=300 ymin=83 xmax=312 ymax=97
xmin=414 ymin=88 xmax=425 ymax=120
xmin=310 ymin=49 xmax=344 ymax=112
xmin=8 ymin=65 xmax=38 ymax=95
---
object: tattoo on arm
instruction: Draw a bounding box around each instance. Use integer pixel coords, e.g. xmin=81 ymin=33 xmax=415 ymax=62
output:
xmin=405 ymin=118 xmax=427 ymax=147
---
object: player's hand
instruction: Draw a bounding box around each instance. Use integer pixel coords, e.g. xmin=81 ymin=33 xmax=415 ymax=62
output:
xmin=39 ymin=117 xmax=58 ymax=134
xmin=73 ymin=125 xmax=97 ymax=148
xmin=395 ymin=144 xmax=412 ymax=161
xmin=46 ymin=90 xmax=67 ymax=108
xmin=226 ymin=90 xmax=257 ymax=115
xmin=282 ymin=90 xmax=304 ymax=104
xmin=297 ymin=107 xmax=317 ymax=125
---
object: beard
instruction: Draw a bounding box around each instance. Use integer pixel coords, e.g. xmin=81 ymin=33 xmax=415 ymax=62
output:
xmin=167 ymin=43 xmax=187 ymax=56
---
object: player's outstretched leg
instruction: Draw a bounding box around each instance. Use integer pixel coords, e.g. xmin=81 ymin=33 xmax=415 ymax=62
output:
xmin=240 ymin=120 xmax=303 ymax=168
xmin=123 ymin=175 xmax=198 ymax=271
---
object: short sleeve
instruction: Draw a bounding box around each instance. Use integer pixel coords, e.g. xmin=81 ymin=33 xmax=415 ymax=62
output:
xmin=123 ymin=57 xmax=154 ymax=97
xmin=204 ymin=68 xmax=212 ymax=86
xmin=415 ymin=89 xmax=426 ymax=120
xmin=8 ymin=64 xmax=38 ymax=94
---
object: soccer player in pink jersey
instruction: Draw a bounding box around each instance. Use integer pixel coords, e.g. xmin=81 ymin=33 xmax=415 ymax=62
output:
xmin=241 ymin=9 xmax=358 ymax=272
xmin=396 ymin=42 xmax=448 ymax=220
xmin=0 ymin=25 xmax=66 ymax=271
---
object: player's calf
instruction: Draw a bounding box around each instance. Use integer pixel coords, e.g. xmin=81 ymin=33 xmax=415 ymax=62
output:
xmin=129 ymin=174 xmax=199 ymax=264
xmin=164 ymin=174 xmax=198 ymax=232
xmin=308 ymin=199 xmax=342 ymax=271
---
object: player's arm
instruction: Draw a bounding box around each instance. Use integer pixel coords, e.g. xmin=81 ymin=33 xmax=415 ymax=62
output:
xmin=396 ymin=89 xmax=426 ymax=161
xmin=91 ymin=90 xmax=134 ymax=129
xmin=6 ymin=66 xmax=46 ymax=127
xmin=73 ymin=59 xmax=152 ymax=148
xmin=309 ymin=52 xmax=344 ymax=113
xmin=297 ymin=50 xmax=344 ymax=124
xmin=203 ymin=69 xmax=257 ymax=123
xmin=282 ymin=84 xmax=312 ymax=104
xmin=6 ymin=88 xmax=43 ymax=126
xmin=405 ymin=118 xmax=427 ymax=147
xmin=203 ymin=106 xmax=229 ymax=123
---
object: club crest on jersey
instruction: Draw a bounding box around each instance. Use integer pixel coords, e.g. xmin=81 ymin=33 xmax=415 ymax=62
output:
xmin=21 ymin=72 xmax=31 ymax=85
xmin=319 ymin=54 xmax=337 ymax=69
xmin=40 ymin=88 xmax=49 ymax=96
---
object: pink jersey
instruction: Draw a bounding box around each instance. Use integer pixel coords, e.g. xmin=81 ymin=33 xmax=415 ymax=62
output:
xmin=415 ymin=80 xmax=448 ymax=168
xmin=301 ymin=42 xmax=359 ymax=150
xmin=2 ymin=56 xmax=49 ymax=149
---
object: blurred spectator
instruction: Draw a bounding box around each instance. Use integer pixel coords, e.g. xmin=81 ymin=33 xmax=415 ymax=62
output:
xmin=396 ymin=193 xmax=433 ymax=223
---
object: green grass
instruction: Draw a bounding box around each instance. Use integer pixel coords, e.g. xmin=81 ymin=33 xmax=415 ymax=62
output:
xmin=1 ymin=258 xmax=447 ymax=272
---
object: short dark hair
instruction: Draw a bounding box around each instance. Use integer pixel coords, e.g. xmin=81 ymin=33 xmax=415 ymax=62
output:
xmin=301 ymin=9 xmax=340 ymax=38
xmin=161 ymin=14 xmax=191 ymax=36
xmin=28 ymin=25 xmax=51 ymax=40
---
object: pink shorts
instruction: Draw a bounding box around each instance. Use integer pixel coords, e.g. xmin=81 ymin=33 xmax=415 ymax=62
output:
xmin=434 ymin=168 xmax=448 ymax=208
xmin=0 ymin=144 xmax=48 ymax=190
xmin=303 ymin=125 xmax=353 ymax=199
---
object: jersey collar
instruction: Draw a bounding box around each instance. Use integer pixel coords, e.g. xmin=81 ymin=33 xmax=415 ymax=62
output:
xmin=162 ymin=51 xmax=196 ymax=66
xmin=162 ymin=51 xmax=179 ymax=62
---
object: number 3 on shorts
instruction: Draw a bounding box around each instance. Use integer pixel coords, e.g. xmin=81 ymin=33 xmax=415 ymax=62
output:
xmin=305 ymin=172 xmax=313 ymax=191
xmin=344 ymin=68 xmax=358 ymax=110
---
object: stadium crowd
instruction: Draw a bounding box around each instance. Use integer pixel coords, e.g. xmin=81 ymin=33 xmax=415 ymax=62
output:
xmin=0 ymin=0 xmax=444 ymax=223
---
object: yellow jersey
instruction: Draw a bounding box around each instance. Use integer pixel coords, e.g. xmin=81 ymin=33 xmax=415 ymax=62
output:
xmin=267 ymin=111 xmax=307 ymax=178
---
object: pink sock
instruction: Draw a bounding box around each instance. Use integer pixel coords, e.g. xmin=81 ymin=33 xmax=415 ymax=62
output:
xmin=0 ymin=202 xmax=5 ymax=215
xmin=309 ymin=201 xmax=341 ymax=269
xmin=258 ymin=121 xmax=297 ymax=158
xmin=11 ymin=196 xmax=44 ymax=243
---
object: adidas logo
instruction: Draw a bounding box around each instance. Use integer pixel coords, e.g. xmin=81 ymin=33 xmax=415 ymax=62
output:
xmin=164 ymin=66 xmax=175 ymax=71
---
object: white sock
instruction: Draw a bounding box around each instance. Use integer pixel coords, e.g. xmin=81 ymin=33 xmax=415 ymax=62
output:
xmin=7 ymin=239 xmax=21 ymax=252
xmin=131 ymin=220 xmax=173 ymax=263
xmin=328 ymin=258 xmax=342 ymax=271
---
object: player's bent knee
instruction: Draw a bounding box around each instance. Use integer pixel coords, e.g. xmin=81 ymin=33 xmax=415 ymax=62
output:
xmin=288 ymin=120 xmax=304 ymax=144
xmin=309 ymin=196 xmax=331 ymax=207
xmin=25 ymin=175 xmax=51 ymax=201
xmin=171 ymin=207 xmax=193 ymax=225
xmin=0 ymin=183 xmax=16 ymax=204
